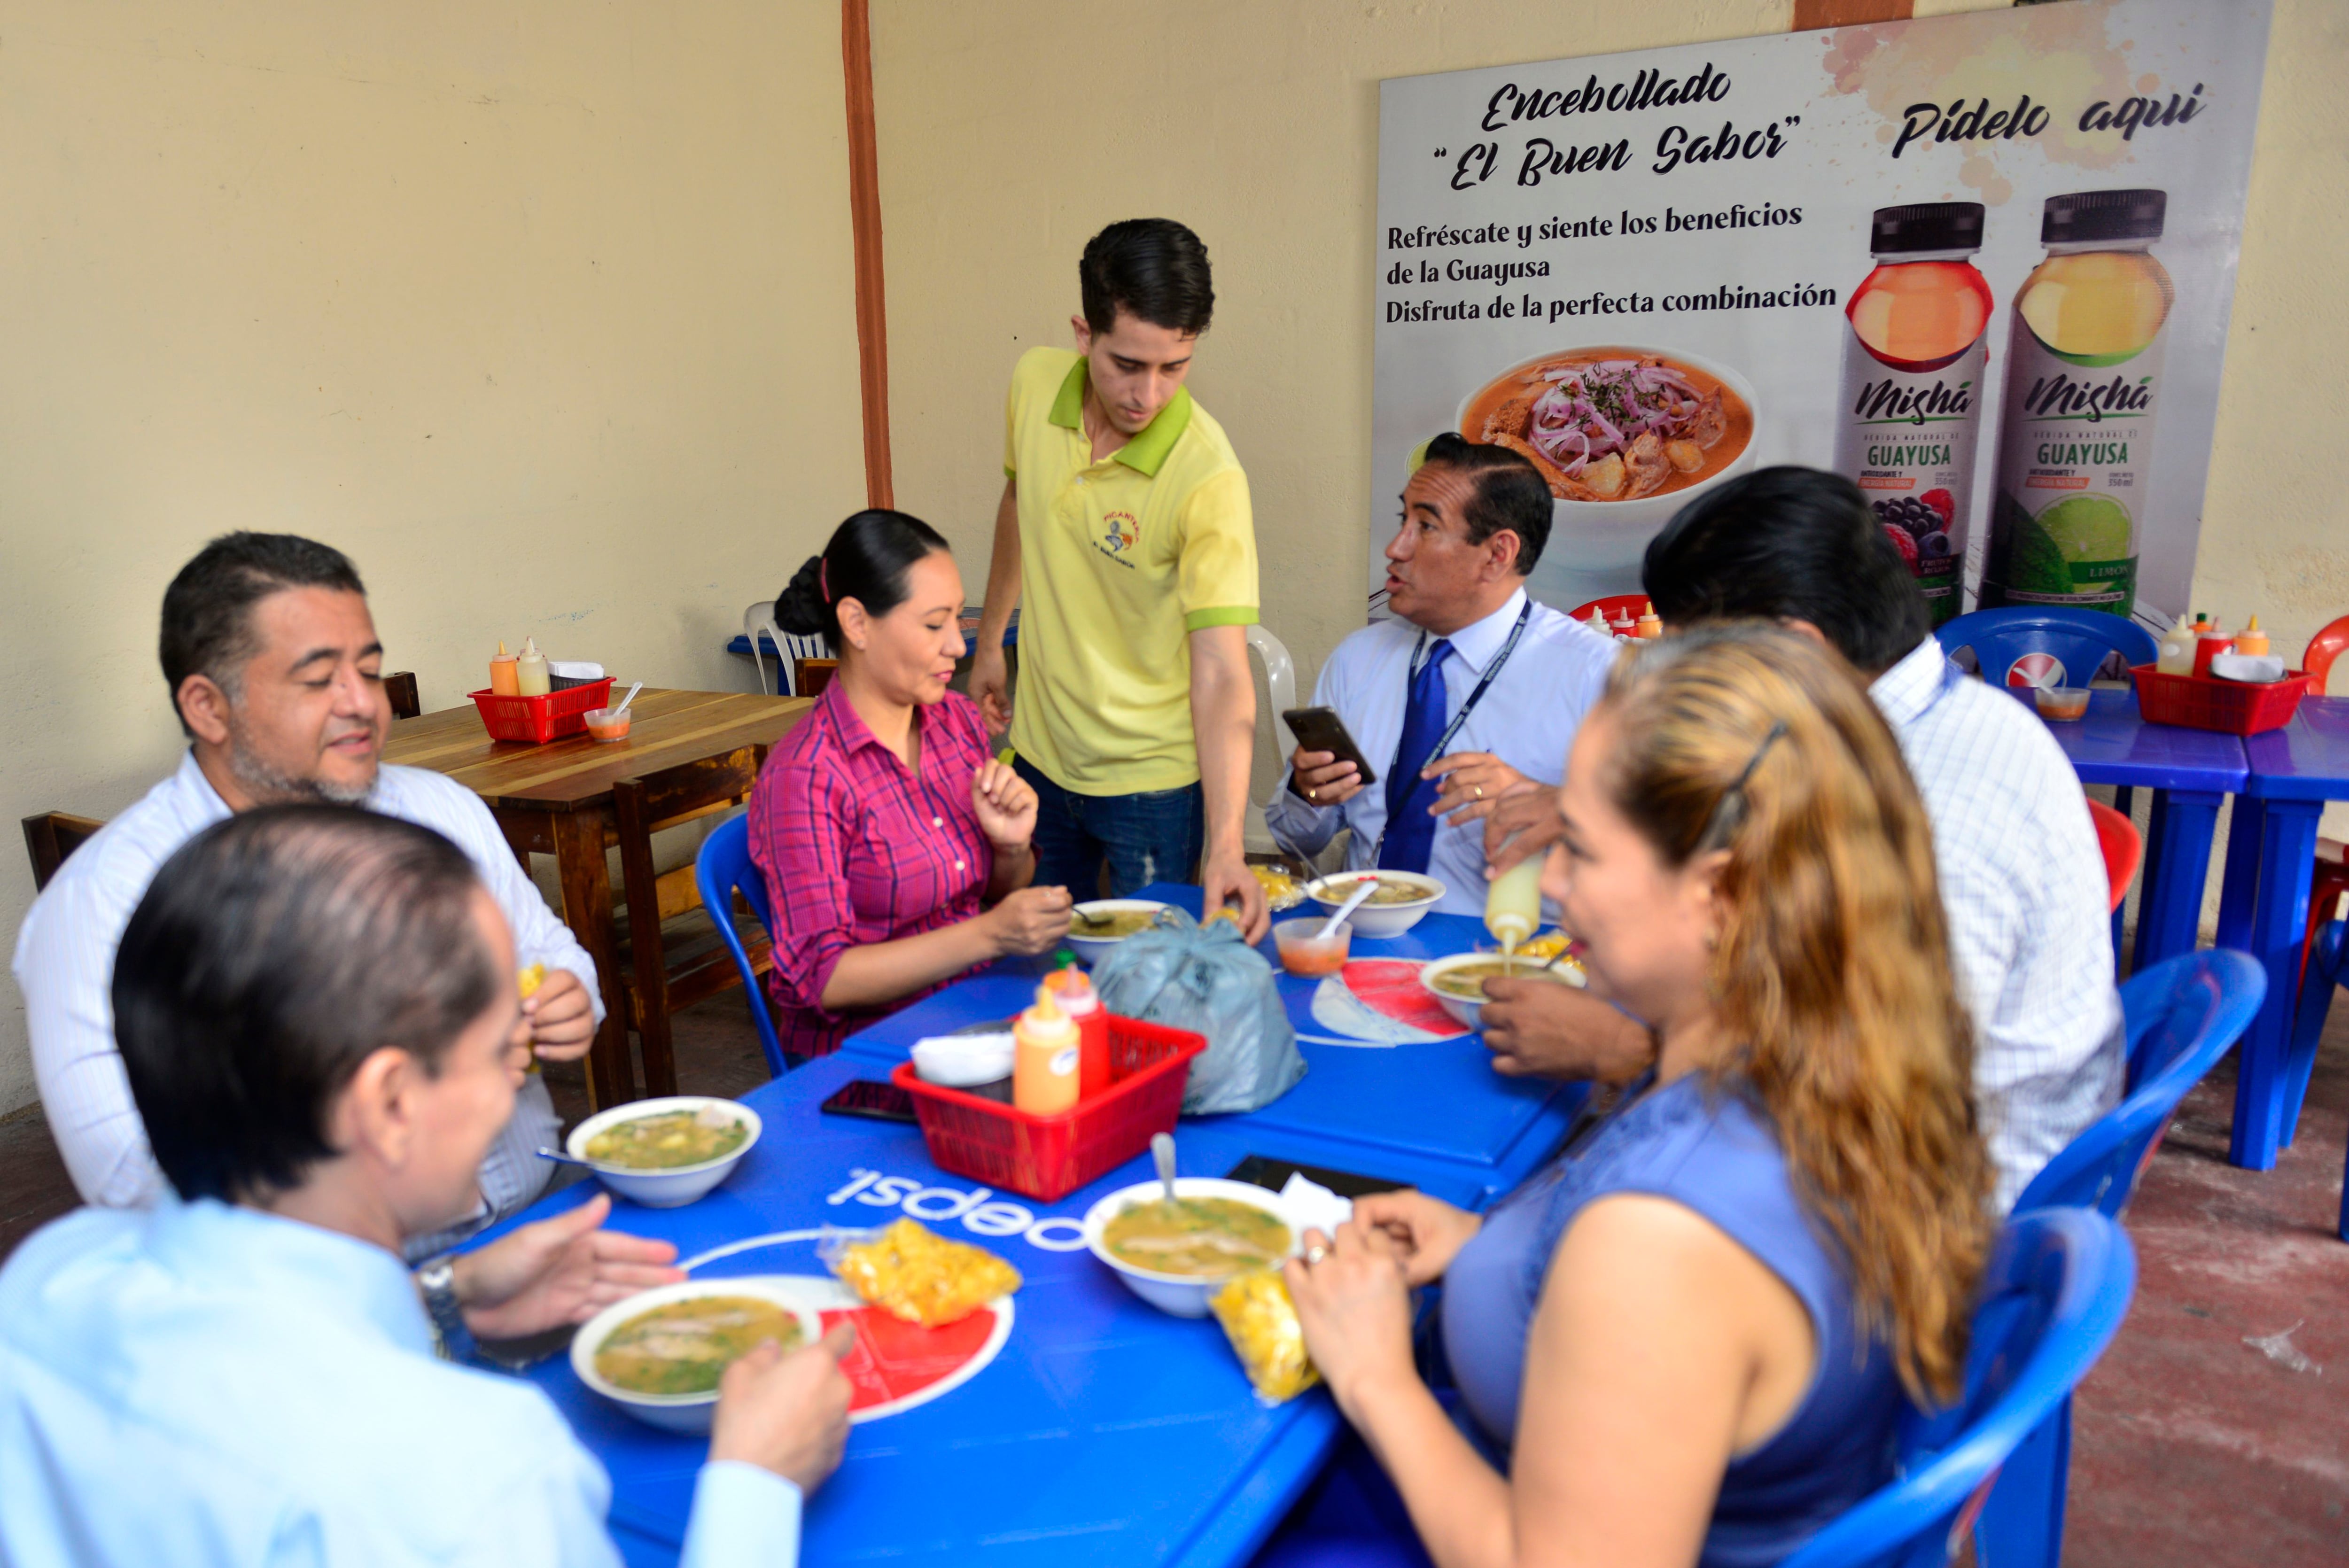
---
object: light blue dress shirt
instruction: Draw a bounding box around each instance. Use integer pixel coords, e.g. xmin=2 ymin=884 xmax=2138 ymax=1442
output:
xmin=0 ymin=1199 xmax=800 ymax=1568
xmin=1264 ymin=588 xmax=1618 ymax=916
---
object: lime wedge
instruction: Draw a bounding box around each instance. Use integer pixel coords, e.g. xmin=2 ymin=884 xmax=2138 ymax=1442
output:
xmin=2037 ymin=494 xmax=2132 ymax=563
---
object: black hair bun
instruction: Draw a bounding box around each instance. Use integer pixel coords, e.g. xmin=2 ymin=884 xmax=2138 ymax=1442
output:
xmin=772 ymin=554 xmax=832 ymax=638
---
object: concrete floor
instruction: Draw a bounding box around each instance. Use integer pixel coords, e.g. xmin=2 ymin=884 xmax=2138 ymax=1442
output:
xmin=4 ymin=986 xmax=2346 ymax=1563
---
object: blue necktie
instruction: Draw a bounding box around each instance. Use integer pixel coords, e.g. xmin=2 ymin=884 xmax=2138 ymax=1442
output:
xmin=1378 ymin=639 xmax=1451 ymax=874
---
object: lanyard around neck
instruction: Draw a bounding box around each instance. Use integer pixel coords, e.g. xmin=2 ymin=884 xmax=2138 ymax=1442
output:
xmin=1409 ymin=599 xmax=1534 ymax=768
xmin=1361 ymin=599 xmax=1535 ymax=866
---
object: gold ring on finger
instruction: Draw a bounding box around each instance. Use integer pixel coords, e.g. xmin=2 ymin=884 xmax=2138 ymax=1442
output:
xmin=1307 ymin=787 xmax=1317 ymax=802
xmin=1304 ymin=1245 xmax=1329 ymax=1265
xmin=1473 ymin=784 xmax=1485 ymax=800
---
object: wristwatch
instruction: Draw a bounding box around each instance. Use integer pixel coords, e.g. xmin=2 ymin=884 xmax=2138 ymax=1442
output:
xmin=415 ymin=1258 xmax=474 ymax=1364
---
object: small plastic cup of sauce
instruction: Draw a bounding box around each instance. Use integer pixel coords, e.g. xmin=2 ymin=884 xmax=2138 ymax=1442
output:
xmin=583 ymin=707 xmax=632 ymax=743
xmin=1273 ymin=916 xmax=1352 ymax=977
xmin=2034 ymin=686 xmax=2091 ymax=722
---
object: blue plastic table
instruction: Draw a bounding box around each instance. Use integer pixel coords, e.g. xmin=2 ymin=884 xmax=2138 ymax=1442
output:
xmin=844 ymin=885 xmax=1581 ymax=1195
xmin=482 ymin=888 xmax=1582 ymax=1566
xmin=2214 ymin=696 xmax=2349 ymax=1169
xmin=2009 ymin=687 xmax=2248 ymax=971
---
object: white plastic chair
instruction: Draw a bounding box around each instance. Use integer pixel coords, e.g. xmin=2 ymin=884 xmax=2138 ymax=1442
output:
xmin=1246 ymin=624 xmax=1299 ymax=810
xmin=741 ymin=602 xmax=831 ymax=697
xmin=743 ymin=602 xmax=783 ymax=695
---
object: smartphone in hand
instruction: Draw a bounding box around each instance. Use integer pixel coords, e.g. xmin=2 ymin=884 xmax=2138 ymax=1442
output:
xmin=1281 ymin=706 xmax=1378 ymax=788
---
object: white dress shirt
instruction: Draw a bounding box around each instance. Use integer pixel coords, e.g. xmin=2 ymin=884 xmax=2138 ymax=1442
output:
xmin=0 ymin=1198 xmax=798 ymax=1568
xmin=1265 ymin=588 xmax=1618 ymax=916
xmin=1871 ymin=637 xmax=2126 ymax=1212
xmin=11 ymin=751 xmax=599 ymax=1248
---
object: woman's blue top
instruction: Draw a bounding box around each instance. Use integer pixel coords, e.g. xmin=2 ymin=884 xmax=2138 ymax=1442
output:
xmin=1440 ymin=1071 xmax=1902 ymax=1568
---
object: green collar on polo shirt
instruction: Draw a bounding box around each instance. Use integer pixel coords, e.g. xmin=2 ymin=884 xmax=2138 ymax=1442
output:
xmin=1048 ymin=358 xmax=1193 ymax=476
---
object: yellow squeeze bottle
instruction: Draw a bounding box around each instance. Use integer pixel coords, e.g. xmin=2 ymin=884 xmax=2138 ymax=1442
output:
xmin=2155 ymin=616 xmax=2196 ymax=676
xmin=2233 ymin=615 xmax=2270 ymax=660
xmin=516 ymin=636 xmax=551 ymax=697
xmin=1634 ymin=601 xmax=1664 ymax=640
xmin=1485 ymin=855 xmax=1543 ymax=974
xmin=1013 ymin=986 xmax=1081 ymax=1116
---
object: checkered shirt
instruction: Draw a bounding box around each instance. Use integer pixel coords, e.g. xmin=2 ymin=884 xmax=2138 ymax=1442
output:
xmin=1872 ymin=637 xmax=2126 ymax=1213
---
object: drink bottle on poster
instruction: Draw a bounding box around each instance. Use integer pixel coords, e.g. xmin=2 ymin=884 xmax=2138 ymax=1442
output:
xmin=1833 ymin=203 xmax=1991 ymax=628
xmin=1983 ymin=189 xmax=2174 ymax=618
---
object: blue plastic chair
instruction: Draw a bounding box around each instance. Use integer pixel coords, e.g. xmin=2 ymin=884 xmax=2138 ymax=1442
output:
xmin=1935 ymin=607 xmax=2160 ymax=691
xmin=694 ymin=813 xmax=789 ymax=1078
xmin=2013 ymin=948 xmax=2266 ymax=1218
xmin=2287 ymin=917 xmax=2348 ymax=1241
xmin=1962 ymin=949 xmax=2262 ymax=1568
xmin=1781 ymin=1209 xmax=2137 ymax=1568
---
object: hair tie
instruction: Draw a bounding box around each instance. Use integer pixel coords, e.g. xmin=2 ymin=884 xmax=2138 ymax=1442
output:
xmin=819 ymin=558 xmax=831 ymax=603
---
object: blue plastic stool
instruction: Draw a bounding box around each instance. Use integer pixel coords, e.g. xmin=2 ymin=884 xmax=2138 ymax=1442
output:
xmin=1935 ymin=607 xmax=2160 ymax=691
xmin=1784 ymin=1210 xmax=2137 ymax=1568
xmin=694 ymin=813 xmax=790 ymax=1079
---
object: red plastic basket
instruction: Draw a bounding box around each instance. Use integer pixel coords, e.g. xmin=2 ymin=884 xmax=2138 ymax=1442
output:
xmin=891 ymin=1016 xmax=1206 ymax=1201
xmin=467 ymin=677 xmax=615 ymax=744
xmin=2131 ymin=663 xmax=2315 ymax=736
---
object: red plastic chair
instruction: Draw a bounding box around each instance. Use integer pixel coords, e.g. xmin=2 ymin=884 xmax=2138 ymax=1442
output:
xmin=2306 ymin=613 xmax=2349 ymax=693
xmin=2087 ymin=799 xmax=2141 ymax=916
xmin=2298 ymin=616 xmax=2349 ymax=986
xmin=1568 ymin=593 xmax=1649 ymax=635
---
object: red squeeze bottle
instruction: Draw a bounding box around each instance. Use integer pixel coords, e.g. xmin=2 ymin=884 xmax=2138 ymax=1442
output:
xmin=2192 ymin=617 xmax=2235 ymax=679
xmin=1047 ymin=963 xmax=1111 ymax=1101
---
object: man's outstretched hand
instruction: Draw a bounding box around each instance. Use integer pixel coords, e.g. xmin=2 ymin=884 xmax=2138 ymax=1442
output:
xmin=451 ymin=1192 xmax=684 ymax=1341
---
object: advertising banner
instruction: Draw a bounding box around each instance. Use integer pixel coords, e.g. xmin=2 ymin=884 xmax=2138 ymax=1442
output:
xmin=1370 ymin=0 xmax=2271 ymax=630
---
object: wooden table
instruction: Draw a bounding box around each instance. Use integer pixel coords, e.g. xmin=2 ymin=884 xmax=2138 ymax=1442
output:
xmin=384 ymin=688 xmax=812 ymax=1108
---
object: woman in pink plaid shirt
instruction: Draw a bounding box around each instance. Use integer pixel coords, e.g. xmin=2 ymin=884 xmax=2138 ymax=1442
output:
xmin=750 ymin=512 xmax=1075 ymax=1059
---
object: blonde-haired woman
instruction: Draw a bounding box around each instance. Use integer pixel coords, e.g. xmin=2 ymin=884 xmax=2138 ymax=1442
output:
xmin=1283 ymin=624 xmax=1991 ymax=1568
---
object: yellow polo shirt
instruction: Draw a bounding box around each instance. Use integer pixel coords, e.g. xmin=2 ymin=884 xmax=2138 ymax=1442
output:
xmin=1003 ymin=346 xmax=1258 ymax=795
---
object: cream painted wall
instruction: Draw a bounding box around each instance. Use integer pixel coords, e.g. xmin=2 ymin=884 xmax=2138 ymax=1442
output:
xmin=874 ymin=0 xmax=1795 ymax=683
xmin=2185 ymin=0 xmax=2349 ymax=909
xmin=0 ymin=2 xmax=866 ymax=1115
xmin=2193 ymin=0 xmax=2348 ymax=679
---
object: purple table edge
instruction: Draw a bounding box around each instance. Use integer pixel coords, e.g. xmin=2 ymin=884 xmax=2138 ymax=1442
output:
xmin=2006 ymin=686 xmax=2246 ymax=974
xmin=2215 ymin=696 xmax=2349 ymax=1169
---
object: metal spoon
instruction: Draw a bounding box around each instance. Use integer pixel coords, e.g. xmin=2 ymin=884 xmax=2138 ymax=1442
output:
xmin=536 ymin=1146 xmax=595 ymax=1168
xmin=1151 ymin=1132 xmax=1179 ymax=1204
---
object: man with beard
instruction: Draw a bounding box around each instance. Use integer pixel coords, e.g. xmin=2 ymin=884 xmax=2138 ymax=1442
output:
xmin=15 ymin=532 xmax=599 ymax=1253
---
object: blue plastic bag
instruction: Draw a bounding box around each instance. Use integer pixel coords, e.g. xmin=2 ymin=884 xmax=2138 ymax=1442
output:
xmin=1090 ymin=908 xmax=1306 ymax=1115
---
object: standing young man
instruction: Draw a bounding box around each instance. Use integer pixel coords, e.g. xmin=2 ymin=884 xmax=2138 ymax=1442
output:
xmin=969 ymin=218 xmax=1269 ymax=939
